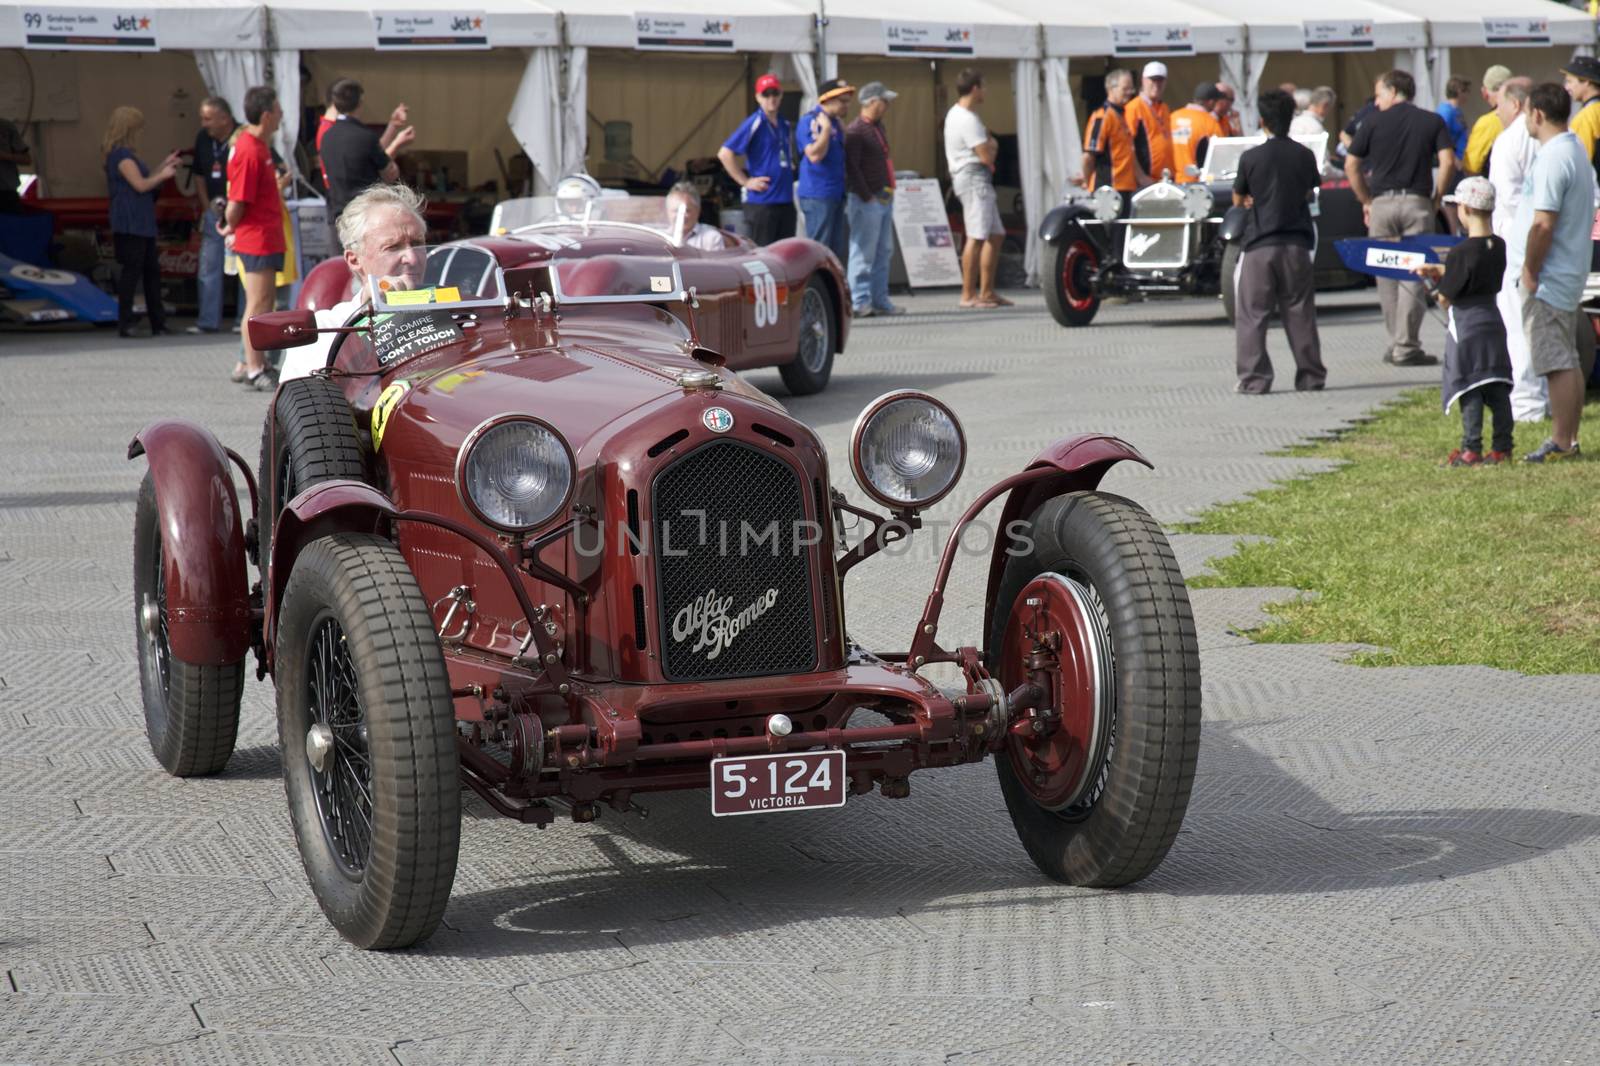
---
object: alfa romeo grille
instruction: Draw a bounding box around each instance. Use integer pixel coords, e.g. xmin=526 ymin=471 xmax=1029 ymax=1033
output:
xmin=652 ymin=440 xmax=817 ymax=681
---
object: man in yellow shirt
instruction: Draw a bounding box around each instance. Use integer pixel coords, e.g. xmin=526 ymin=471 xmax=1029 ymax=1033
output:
xmin=1462 ymin=65 xmax=1512 ymax=176
xmin=1562 ymin=56 xmax=1600 ymax=169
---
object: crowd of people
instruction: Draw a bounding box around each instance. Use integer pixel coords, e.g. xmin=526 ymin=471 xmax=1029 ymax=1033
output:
xmin=715 ymin=69 xmax=1013 ymax=315
xmin=1226 ymin=60 xmax=1598 ymax=465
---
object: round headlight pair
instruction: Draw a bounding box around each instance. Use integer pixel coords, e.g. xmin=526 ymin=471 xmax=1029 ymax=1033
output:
xmin=458 ymin=417 xmax=574 ymax=532
xmin=850 ymin=391 xmax=967 ymax=511
xmin=1090 ymin=185 xmax=1123 ymax=223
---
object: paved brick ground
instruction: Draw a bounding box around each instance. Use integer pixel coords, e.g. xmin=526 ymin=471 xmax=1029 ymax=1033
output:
xmin=3 ymin=290 xmax=1597 ymax=1065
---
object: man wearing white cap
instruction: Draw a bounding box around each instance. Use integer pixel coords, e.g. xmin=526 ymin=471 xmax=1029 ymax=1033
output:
xmin=1126 ymin=62 xmax=1174 ymax=182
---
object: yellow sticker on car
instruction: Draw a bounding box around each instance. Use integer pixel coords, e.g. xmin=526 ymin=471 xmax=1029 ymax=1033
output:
xmin=386 ymin=289 xmax=433 ymax=306
xmin=371 ymin=380 xmax=410 ymax=451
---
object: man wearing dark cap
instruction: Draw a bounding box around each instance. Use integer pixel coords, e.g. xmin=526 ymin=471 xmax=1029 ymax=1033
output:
xmin=798 ymin=78 xmax=854 ymax=262
xmin=844 ymin=81 xmax=902 ymax=316
xmin=1345 ymin=69 xmax=1456 ymax=367
xmin=719 ymin=74 xmax=796 ymax=245
xmin=1171 ymin=82 xmax=1224 ymax=183
xmin=1561 ymin=55 xmax=1600 ymax=177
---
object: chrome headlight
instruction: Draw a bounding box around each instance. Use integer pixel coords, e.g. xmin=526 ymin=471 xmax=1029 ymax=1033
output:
xmin=1091 ymin=185 xmax=1123 ymax=223
xmin=1182 ymin=183 xmax=1214 ymax=221
xmin=457 ymin=417 xmax=574 ymax=532
xmin=850 ymin=391 xmax=966 ymax=510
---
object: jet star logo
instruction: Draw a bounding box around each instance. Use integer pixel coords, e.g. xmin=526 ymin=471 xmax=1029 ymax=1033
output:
xmin=672 ymin=588 xmax=780 ymax=661
xmin=702 ymin=19 xmax=732 ymax=34
xmin=113 ymin=14 xmax=152 ymax=31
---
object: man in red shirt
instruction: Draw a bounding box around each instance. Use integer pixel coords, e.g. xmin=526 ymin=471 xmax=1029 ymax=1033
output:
xmin=220 ymin=85 xmax=286 ymax=389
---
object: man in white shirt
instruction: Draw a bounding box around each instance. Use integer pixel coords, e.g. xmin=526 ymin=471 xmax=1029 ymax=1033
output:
xmin=1291 ymin=87 xmax=1341 ymax=176
xmin=943 ymin=67 xmax=1009 ymax=308
xmin=664 ymin=182 xmax=726 ymax=251
xmin=1487 ymin=78 xmax=1547 ymax=421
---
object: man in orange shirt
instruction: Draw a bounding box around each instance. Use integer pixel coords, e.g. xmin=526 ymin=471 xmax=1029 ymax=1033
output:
xmin=1083 ymin=69 xmax=1148 ymax=195
xmin=1172 ymin=82 xmax=1226 ymax=182
xmin=1125 ymin=61 xmax=1174 ymax=182
xmin=1216 ymin=83 xmax=1244 ymax=136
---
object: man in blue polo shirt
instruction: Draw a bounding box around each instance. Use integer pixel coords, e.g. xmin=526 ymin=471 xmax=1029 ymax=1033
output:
xmin=797 ymin=78 xmax=854 ymax=262
xmin=718 ymin=73 xmax=795 ymax=245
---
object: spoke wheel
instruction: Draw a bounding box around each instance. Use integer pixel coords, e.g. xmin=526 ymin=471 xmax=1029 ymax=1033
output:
xmin=132 ymin=472 xmax=245 ymax=777
xmin=779 ymin=276 xmax=836 ymax=395
xmin=305 ymin=615 xmax=374 ymax=877
xmin=276 ymin=532 xmax=459 ymax=950
xmin=998 ymin=573 xmax=1116 ymax=813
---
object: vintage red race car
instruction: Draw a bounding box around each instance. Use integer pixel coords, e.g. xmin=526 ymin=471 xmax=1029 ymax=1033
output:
xmin=296 ymin=193 xmax=849 ymax=396
xmin=129 ymin=227 xmax=1201 ymax=949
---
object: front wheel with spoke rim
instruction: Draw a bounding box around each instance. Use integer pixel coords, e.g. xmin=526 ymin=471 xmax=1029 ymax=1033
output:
xmin=987 ymin=491 xmax=1200 ymax=887
xmin=132 ymin=472 xmax=245 ymax=776
xmin=1042 ymin=226 xmax=1102 ymax=328
xmin=779 ymin=276 xmax=837 ymax=395
xmin=276 ymin=532 xmax=459 ymax=949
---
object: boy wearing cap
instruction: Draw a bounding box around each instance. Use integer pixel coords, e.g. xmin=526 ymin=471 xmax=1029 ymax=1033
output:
xmin=718 ymin=74 xmax=796 ymax=245
xmin=1463 ymin=65 xmax=1512 ymax=176
xmin=1125 ymin=62 xmax=1174 ymax=181
xmin=1171 ymin=83 xmax=1224 ymax=184
xmin=798 ymin=78 xmax=854 ymax=263
xmin=1414 ymin=177 xmax=1515 ymax=465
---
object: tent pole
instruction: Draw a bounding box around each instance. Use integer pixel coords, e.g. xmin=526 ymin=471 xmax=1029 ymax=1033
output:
xmin=816 ymin=1 xmax=828 ymax=82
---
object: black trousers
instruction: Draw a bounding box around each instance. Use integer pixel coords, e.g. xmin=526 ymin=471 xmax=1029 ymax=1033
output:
xmin=1460 ymin=382 xmax=1513 ymax=454
xmin=113 ymin=233 xmax=164 ymax=332
xmin=746 ymin=202 xmax=797 ymax=246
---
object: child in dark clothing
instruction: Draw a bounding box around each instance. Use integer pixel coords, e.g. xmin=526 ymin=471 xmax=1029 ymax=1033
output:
xmin=1413 ymin=177 xmax=1514 ymax=466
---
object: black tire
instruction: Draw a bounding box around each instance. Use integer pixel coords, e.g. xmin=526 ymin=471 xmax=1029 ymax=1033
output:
xmin=133 ymin=472 xmax=245 ymax=776
xmin=257 ymin=376 xmax=365 ymax=581
xmin=1042 ymin=226 xmax=1101 ymax=327
xmin=987 ymin=491 xmax=1200 ymax=887
xmin=779 ymin=276 xmax=836 ymax=396
xmin=1220 ymin=242 xmax=1241 ymax=325
xmin=276 ymin=533 xmax=460 ymax=949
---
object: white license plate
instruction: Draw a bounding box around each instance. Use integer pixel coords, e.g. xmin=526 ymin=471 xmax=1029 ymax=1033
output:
xmin=709 ymin=751 xmax=846 ymax=817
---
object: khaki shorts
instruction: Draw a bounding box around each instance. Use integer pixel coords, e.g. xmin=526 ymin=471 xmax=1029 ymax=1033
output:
xmin=952 ymin=166 xmax=1004 ymax=242
xmin=1520 ymin=286 xmax=1581 ymax=375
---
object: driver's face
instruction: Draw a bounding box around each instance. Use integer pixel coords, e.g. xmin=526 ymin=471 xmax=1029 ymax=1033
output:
xmin=349 ymin=206 xmax=426 ymax=289
xmin=667 ymin=194 xmax=700 ymax=231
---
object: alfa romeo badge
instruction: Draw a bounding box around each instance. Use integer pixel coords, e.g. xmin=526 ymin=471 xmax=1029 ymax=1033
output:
xmin=702 ymin=407 xmax=734 ymax=433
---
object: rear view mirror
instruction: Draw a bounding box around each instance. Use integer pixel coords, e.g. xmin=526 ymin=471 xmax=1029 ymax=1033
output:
xmin=247 ymin=309 xmax=319 ymax=351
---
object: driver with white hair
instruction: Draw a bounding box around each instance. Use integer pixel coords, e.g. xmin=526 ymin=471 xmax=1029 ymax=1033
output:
xmin=664 ymin=181 xmax=726 ymax=250
xmin=280 ymin=183 xmax=428 ymax=381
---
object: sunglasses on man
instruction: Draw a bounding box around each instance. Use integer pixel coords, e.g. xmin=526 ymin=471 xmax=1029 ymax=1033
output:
xmin=760 ymin=88 xmax=782 ymax=99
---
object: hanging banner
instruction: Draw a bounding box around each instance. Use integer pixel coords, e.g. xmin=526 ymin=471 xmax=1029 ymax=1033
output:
xmin=1110 ymin=25 xmax=1195 ymax=58
xmin=634 ymin=12 xmax=737 ymax=52
xmin=1302 ymin=20 xmax=1376 ymax=52
xmin=883 ymin=22 xmax=975 ymax=58
xmin=1482 ymin=17 xmax=1551 ymax=46
xmin=372 ymin=12 xmax=489 ymax=49
xmin=18 ymin=6 xmax=159 ymax=50
xmin=890 ymin=179 xmax=963 ymax=289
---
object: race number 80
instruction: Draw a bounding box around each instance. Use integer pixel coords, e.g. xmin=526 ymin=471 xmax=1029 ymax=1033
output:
xmin=743 ymin=261 xmax=779 ymax=329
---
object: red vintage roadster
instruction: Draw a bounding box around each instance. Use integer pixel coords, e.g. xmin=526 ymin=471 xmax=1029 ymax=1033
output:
xmin=129 ymin=220 xmax=1201 ymax=949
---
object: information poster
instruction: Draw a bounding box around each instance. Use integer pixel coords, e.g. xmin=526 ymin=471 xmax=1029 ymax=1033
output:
xmin=372 ymin=12 xmax=489 ymax=49
xmin=18 ymin=6 xmax=159 ymax=50
xmin=883 ymin=22 xmax=975 ymax=58
xmin=634 ymin=13 xmax=736 ymax=51
xmin=1302 ymin=20 xmax=1376 ymax=52
xmin=891 ymin=179 xmax=963 ymax=289
xmin=1482 ymin=17 xmax=1550 ymax=46
xmin=1110 ymin=25 xmax=1195 ymax=58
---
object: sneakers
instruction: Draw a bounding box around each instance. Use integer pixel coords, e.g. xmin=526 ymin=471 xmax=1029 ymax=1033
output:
xmin=1522 ymin=438 xmax=1581 ymax=463
xmin=244 ymin=368 xmax=278 ymax=392
xmin=1483 ymin=450 xmax=1512 ymax=465
xmin=184 ymin=325 xmax=218 ymax=335
xmin=229 ymin=362 xmax=249 ymax=384
xmin=1384 ymin=351 xmax=1440 ymax=367
xmin=1445 ymin=449 xmax=1483 ymax=467
xmin=851 ymin=306 xmax=875 ymax=319
xmin=872 ymin=304 xmax=907 ymax=317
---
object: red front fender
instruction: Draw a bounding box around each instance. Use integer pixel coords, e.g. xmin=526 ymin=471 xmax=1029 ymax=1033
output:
xmin=127 ymin=421 xmax=252 ymax=664
xmin=981 ymin=434 xmax=1153 ymax=648
xmin=265 ymin=480 xmax=397 ymax=653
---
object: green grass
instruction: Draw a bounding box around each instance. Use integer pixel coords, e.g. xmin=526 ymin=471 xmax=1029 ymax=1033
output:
xmin=1180 ymin=388 xmax=1600 ymax=674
